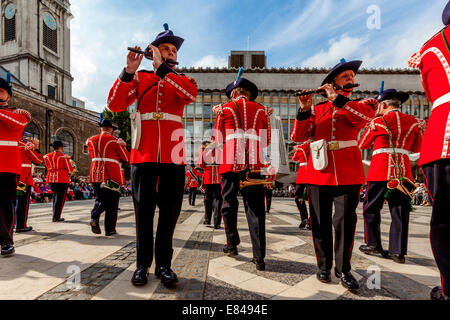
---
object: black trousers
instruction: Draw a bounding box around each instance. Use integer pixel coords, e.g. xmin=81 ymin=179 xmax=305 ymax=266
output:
xmin=265 ymin=188 xmax=273 ymax=213
xmin=0 ymin=173 xmax=16 ymax=246
xmin=363 ymin=181 xmax=410 ymax=255
xmin=50 ymin=183 xmax=69 ymax=220
xmin=295 ymin=184 xmax=308 ymax=221
xmin=203 ymin=184 xmax=222 ymax=226
xmin=131 ymin=163 xmax=185 ymax=270
xmin=91 ymin=183 xmax=121 ymax=233
xmin=422 ymin=159 xmax=450 ymax=296
xmin=221 ymin=172 xmax=266 ymax=260
xmin=307 ymin=184 xmax=360 ymax=274
xmin=15 ymin=185 xmax=32 ymax=229
xmin=188 ymin=187 xmax=197 ymax=205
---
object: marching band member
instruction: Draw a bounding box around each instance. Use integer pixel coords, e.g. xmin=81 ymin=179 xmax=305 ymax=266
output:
xmin=0 ymin=76 xmax=31 ymax=256
xmin=185 ymin=163 xmax=202 ymax=206
xmin=291 ymin=58 xmax=377 ymax=291
xmin=15 ymin=136 xmax=43 ymax=233
xmin=213 ymin=71 xmax=273 ymax=271
xmin=198 ymin=141 xmax=222 ymax=228
xmin=86 ymin=119 xmax=129 ymax=236
xmin=358 ymin=89 xmax=423 ymax=263
xmin=107 ymin=24 xmax=198 ymax=286
xmin=292 ymin=142 xmax=310 ymax=230
xmin=408 ymin=1 xmax=450 ymax=300
xmin=44 ymin=141 xmax=74 ymax=222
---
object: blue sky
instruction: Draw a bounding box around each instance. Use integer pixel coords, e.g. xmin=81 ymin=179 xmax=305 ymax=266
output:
xmin=70 ymin=0 xmax=448 ymax=111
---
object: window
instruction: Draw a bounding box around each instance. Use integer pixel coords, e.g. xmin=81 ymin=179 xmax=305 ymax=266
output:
xmin=56 ymin=130 xmax=74 ymax=158
xmin=48 ymin=85 xmax=56 ymax=99
xmin=83 ymin=145 xmax=89 ymax=155
xmin=4 ymin=15 xmax=15 ymax=42
xmin=24 ymin=121 xmax=40 ymax=140
xmin=251 ymin=54 xmax=265 ymax=68
xmin=43 ymin=13 xmax=57 ymax=53
xmin=72 ymin=100 xmax=77 ymax=107
xmin=230 ymin=54 xmax=244 ymax=68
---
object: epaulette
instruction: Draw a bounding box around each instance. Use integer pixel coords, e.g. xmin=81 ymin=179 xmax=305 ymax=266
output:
xmin=212 ymin=104 xmax=224 ymax=115
xmin=417 ymin=118 xmax=427 ymax=130
xmin=14 ymin=108 xmax=31 ymax=122
xmin=264 ymin=106 xmax=274 ymax=116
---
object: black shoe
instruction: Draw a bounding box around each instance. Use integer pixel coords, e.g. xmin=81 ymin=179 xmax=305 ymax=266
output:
xmin=52 ymin=218 xmax=65 ymax=222
xmin=359 ymin=245 xmax=389 ymax=258
xmin=1 ymin=244 xmax=15 ymax=257
xmin=223 ymin=245 xmax=238 ymax=256
xmin=316 ymin=270 xmax=331 ymax=283
xmin=430 ymin=286 xmax=449 ymax=300
xmin=131 ymin=268 xmax=149 ymax=286
xmin=105 ymin=230 xmax=117 ymax=236
xmin=388 ymin=253 xmax=406 ymax=264
xmin=16 ymin=226 xmax=33 ymax=233
xmin=299 ymin=219 xmax=310 ymax=230
xmin=214 ymin=225 xmax=221 ymax=229
xmin=155 ymin=266 xmax=178 ymax=286
xmin=251 ymin=258 xmax=265 ymax=271
xmin=90 ymin=219 xmax=101 ymax=234
xmin=335 ymin=270 xmax=360 ymax=291
xmin=203 ymin=220 xmax=210 ymax=225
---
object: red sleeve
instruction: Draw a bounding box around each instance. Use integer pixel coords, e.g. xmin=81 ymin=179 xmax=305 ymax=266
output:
xmin=0 ymin=109 xmax=31 ymax=129
xmin=116 ymin=142 xmax=130 ymax=163
xmin=410 ymin=120 xmax=423 ymax=153
xmin=164 ymin=73 xmax=198 ymax=104
xmin=337 ymin=98 xmax=377 ymax=129
xmin=106 ymin=71 xmax=139 ymax=113
xmin=290 ymin=112 xmax=315 ymax=143
xmin=25 ymin=148 xmax=43 ymax=165
xmin=87 ymin=139 xmax=95 ymax=158
xmin=358 ymin=118 xmax=386 ymax=149
xmin=64 ymin=157 xmax=74 ymax=174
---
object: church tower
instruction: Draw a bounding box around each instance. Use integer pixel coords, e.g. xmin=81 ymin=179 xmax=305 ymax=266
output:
xmin=0 ymin=0 xmax=73 ymax=105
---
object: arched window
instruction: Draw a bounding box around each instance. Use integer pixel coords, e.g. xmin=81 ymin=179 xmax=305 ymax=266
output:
xmin=4 ymin=3 xmax=16 ymax=42
xmin=56 ymin=130 xmax=74 ymax=157
xmin=24 ymin=121 xmax=40 ymax=140
xmin=43 ymin=12 xmax=57 ymax=53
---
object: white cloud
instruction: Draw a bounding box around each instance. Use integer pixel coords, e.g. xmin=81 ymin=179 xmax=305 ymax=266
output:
xmin=192 ymin=55 xmax=227 ymax=68
xmin=300 ymin=35 xmax=368 ymax=68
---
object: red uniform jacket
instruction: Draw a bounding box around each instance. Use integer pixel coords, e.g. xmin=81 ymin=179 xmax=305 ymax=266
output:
xmin=107 ymin=64 xmax=198 ymax=165
xmin=19 ymin=141 xmax=43 ymax=185
xmin=185 ymin=168 xmax=202 ymax=188
xmin=409 ymin=26 xmax=450 ymax=165
xmin=358 ymin=110 xmax=423 ymax=181
xmin=86 ymin=132 xmax=130 ymax=184
xmin=292 ymin=142 xmax=310 ymax=185
xmin=197 ymin=146 xmax=221 ymax=185
xmin=44 ymin=151 xmax=74 ymax=183
xmin=0 ymin=107 xmax=31 ymax=174
xmin=213 ymin=97 xmax=273 ymax=175
xmin=291 ymin=96 xmax=377 ymax=185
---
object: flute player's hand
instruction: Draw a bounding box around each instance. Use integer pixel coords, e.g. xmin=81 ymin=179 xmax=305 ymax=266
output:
xmin=126 ymin=46 xmax=144 ymax=74
xmin=149 ymin=45 xmax=162 ymax=70
xmin=297 ymin=91 xmax=313 ymax=111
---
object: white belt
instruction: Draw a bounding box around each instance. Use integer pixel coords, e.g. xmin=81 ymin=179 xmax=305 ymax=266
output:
xmin=432 ymin=92 xmax=450 ymax=111
xmin=205 ymin=164 xmax=220 ymax=167
xmin=92 ymin=158 xmax=120 ymax=165
xmin=0 ymin=141 xmax=18 ymax=147
xmin=225 ymin=133 xmax=261 ymax=142
xmin=327 ymin=140 xmax=357 ymax=151
xmin=299 ymin=162 xmax=307 ymax=167
xmin=141 ymin=112 xmax=182 ymax=123
xmin=372 ymin=148 xmax=410 ymax=156
xmin=22 ymin=164 xmax=32 ymax=168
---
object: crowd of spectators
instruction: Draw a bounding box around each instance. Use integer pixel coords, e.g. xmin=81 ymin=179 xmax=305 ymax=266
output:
xmin=29 ymin=174 xmax=131 ymax=204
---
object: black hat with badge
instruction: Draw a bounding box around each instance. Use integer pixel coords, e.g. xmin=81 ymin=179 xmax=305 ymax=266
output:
xmin=99 ymin=119 xmax=118 ymax=130
xmin=50 ymin=140 xmax=64 ymax=149
xmin=321 ymin=58 xmax=362 ymax=86
xmin=377 ymin=89 xmax=409 ymax=104
xmin=225 ymin=68 xmax=259 ymax=101
xmin=151 ymin=23 xmax=184 ymax=51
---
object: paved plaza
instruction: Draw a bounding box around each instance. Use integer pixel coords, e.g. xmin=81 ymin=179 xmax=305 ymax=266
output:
xmin=0 ymin=196 xmax=439 ymax=300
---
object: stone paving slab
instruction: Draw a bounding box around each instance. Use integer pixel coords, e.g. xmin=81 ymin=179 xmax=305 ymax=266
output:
xmin=0 ymin=196 xmax=440 ymax=300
